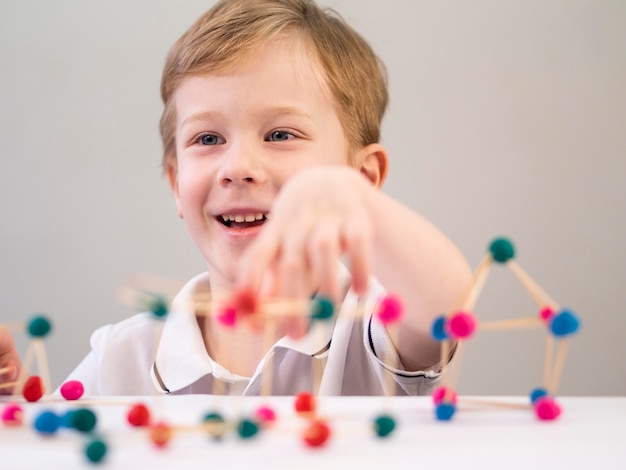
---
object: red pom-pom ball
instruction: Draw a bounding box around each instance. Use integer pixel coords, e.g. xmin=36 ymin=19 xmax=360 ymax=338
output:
xmin=127 ymin=403 xmax=151 ymax=427
xmin=23 ymin=376 xmax=44 ymax=402
xmin=294 ymin=392 xmax=316 ymax=417
xmin=303 ymin=420 xmax=331 ymax=447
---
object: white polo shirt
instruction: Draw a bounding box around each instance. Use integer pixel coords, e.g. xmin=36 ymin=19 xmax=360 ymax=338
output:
xmin=65 ymin=268 xmax=441 ymax=396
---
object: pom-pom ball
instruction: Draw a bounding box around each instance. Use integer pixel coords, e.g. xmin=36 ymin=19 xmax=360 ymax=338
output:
xmin=147 ymin=296 xmax=169 ymax=318
xmin=303 ymin=420 xmax=331 ymax=447
xmin=435 ymin=403 xmax=456 ymax=421
xmin=149 ymin=422 xmax=173 ymax=448
xmin=447 ymin=311 xmax=477 ymax=339
xmin=203 ymin=412 xmax=227 ymax=440
xmin=431 ymin=315 xmax=448 ymax=341
xmin=85 ymin=438 xmax=108 ymax=464
xmin=27 ymin=315 xmax=52 ymax=338
xmin=432 ymin=386 xmax=458 ymax=405
xmin=549 ymin=309 xmax=580 ymax=337
xmin=529 ymin=387 xmax=548 ymax=404
xmin=1 ymin=404 xmax=23 ymax=426
xmin=127 ymin=403 xmax=151 ymax=427
xmin=488 ymin=237 xmax=515 ymax=263
xmin=254 ymin=405 xmax=277 ymax=426
xmin=310 ymin=297 xmax=334 ymax=321
xmin=34 ymin=410 xmax=60 ymax=435
xmin=236 ymin=418 xmax=259 ymax=439
xmin=373 ymin=415 xmax=396 ymax=438
xmin=534 ymin=396 xmax=562 ymax=421
xmin=69 ymin=408 xmax=97 ymax=433
xmin=60 ymin=380 xmax=84 ymax=401
xmin=539 ymin=306 xmax=555 ymax=322
xmin=294 ymin=392 xmax=316 ymax=417
xmin=23 ymin=375 xmax=44 ymax=402
xmin=376 ymin=294 xmax=404 ymax=325
xmin=216 ymin=305 xmax=237 ymax=327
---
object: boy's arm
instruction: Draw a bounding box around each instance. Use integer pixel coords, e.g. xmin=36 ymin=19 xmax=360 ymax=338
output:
xmin=367 ymin=189 xmax=472 ymax=371
xmin=0 ymin=325 xmax=23 ymax=394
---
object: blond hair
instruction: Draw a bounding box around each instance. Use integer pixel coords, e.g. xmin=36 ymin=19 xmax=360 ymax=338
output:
xmin=159 ymin=0 xmax=388 ymax=170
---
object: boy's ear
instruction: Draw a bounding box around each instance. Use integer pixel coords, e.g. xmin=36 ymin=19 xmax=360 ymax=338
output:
xmin=166 ymin=161 xmax=184 ymax=219
xmin=357 ymin=143 xmax=388 ymax=188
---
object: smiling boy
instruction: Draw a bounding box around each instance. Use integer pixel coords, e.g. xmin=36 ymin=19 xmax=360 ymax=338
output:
xmin=1 ymin=0 xmax=471 ymax=396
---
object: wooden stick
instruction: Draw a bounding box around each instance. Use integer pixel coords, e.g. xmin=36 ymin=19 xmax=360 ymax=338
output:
xmin=478 ymin=317 xmax=543 ymax=331
xmin=549 ymin=339 xmax=569 ymax=395
xmin=444 ymin=340 xmax=465 ymax=392
xmin=463 ymin=256 xmax=492 ymax=312
xmin=260 ymin=318 xmax=277 ymax=397
xmin=0 ymin=323 xmax=25 ymax=333
xmin=439 ymin=339 xmax=451 ymax=387
xmin=544 ymin=334 xmax=554 ymax=390
xmin=0 ymin=380 xmax=25 ymax=390
xmin=0 ymin=366 xmax=14 ymax=375
xmin=449 ymin=255 xmax=492 ymax=313
xmin=507 ymin=260 xmax=559 ymax=309
xmin=33 ymin=339 xmax=52 ymax=394
xmin=458 ymin=397 xmax=531 ymax=410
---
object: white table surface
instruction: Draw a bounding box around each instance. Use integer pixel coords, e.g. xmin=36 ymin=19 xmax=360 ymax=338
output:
xmin=1 ymin=395 xmax=624 ymax=469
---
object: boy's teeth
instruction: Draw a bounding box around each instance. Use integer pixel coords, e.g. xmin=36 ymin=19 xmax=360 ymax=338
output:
xmin=221 ymin=213 xmax=267 ymax=223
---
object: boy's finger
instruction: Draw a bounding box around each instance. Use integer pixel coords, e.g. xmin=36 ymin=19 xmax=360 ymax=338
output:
xmin=343 ymin=218 xmax=372 ymax=295
xmin=307 ymin=221 xmax=341 ymax=301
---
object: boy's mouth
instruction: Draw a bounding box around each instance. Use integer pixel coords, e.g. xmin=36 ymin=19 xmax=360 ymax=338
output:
xmin=218 ymin=212 xmax=269 ymax=229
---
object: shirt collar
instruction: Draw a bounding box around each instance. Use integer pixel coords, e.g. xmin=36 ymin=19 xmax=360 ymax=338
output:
xmin=153 ymin=268 xmax=349 ymax=394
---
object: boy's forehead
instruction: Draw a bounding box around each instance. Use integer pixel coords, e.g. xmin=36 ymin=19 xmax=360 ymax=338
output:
xmin=176 ymin=36 xmax=330 ymax=101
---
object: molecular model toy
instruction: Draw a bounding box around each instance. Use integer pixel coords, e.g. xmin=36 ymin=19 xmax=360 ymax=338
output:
xmin=0 ymin=236 xmax=580 ymax=465
xmin=430 ymin=237 xmax=581 ymax=421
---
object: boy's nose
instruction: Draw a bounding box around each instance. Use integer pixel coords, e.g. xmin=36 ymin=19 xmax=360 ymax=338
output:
xmin=218 ymin=145 xmax=266 ymax=186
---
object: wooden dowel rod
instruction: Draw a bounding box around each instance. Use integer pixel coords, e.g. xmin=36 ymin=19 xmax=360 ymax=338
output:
xmin=478 ymin=317 xmax=543 ymax=331
xmin=463 ymin=257 xmax=492 ymax=312
xmin=544 ymin=335 xmax=554 ymax=390
xmin=507 ymin=261 xmax=558 ymax=309
xmin=549 ymin=339 xmax=569 ymax=395
xmin=449 ymin=255 xmax=492 ymax=313
xmin=458 ymin=397 xmax=531 ymax=410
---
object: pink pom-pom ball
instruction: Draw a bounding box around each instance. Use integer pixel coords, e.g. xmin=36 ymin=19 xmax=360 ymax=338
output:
xmin=377 ymin=294 xmax=404 ymax=325
xmin=432 ymin=386 xmax=457 ymax=405
xmin=255 ymin=405 xmax=277 ymax=426
xmin=60 ymin=380 xmax=84 ymax=401
xmin=447 ymin=311 xmax=477 ymax=339
xmin=534 ymin=396 xmax=562 ymax=421
xmin=216 ymin=306 xmax=237 ymax=327
xmin=2 ymin=404 xmax=24 ymax=426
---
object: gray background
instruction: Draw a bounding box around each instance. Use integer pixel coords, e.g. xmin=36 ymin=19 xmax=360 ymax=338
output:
xmin=1 ymin=0 xmax=624 ymax=396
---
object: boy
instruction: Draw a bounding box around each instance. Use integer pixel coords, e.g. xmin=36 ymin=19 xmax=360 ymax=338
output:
xmin=0 ymin=0 xmax=471 ymax=396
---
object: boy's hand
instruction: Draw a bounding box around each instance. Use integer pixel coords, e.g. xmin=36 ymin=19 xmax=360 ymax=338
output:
xmin=236 ymin=166 xmax=374 ymax=335
xmin=0 ymin=325 xmax=22 ymax=394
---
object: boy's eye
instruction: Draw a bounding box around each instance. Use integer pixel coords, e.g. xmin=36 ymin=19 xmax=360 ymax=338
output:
xmin=197 ymin=134 xmax=224 ymax=145
xmin=266 ymin=130 xmax=294 ymax=142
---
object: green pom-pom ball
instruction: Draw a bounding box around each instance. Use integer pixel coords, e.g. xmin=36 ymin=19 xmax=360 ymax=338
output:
xmin=27 ymin=315 xmax=52 ymax=338
xmin=85 ymin=438 xmax=107 ymax=463
xmin=310 ymin=297 xmax=334 ymax=321
xmin=373 ymin=415 xmax=396 ymax=438
xmin=488 ymin=237 xmax=515 ymax=263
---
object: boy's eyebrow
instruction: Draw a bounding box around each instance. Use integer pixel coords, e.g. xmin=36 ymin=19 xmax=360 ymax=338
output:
xmin=180 ymin=107 xmax=314 ymax=128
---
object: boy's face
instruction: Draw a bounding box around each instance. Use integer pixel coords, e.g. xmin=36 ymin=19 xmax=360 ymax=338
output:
xmin=169 ymin=37 xmax=351 ymax=290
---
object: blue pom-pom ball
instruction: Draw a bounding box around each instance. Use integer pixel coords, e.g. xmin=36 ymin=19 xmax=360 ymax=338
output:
xmin=549 ymin=309 xmax=580 ymax=337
